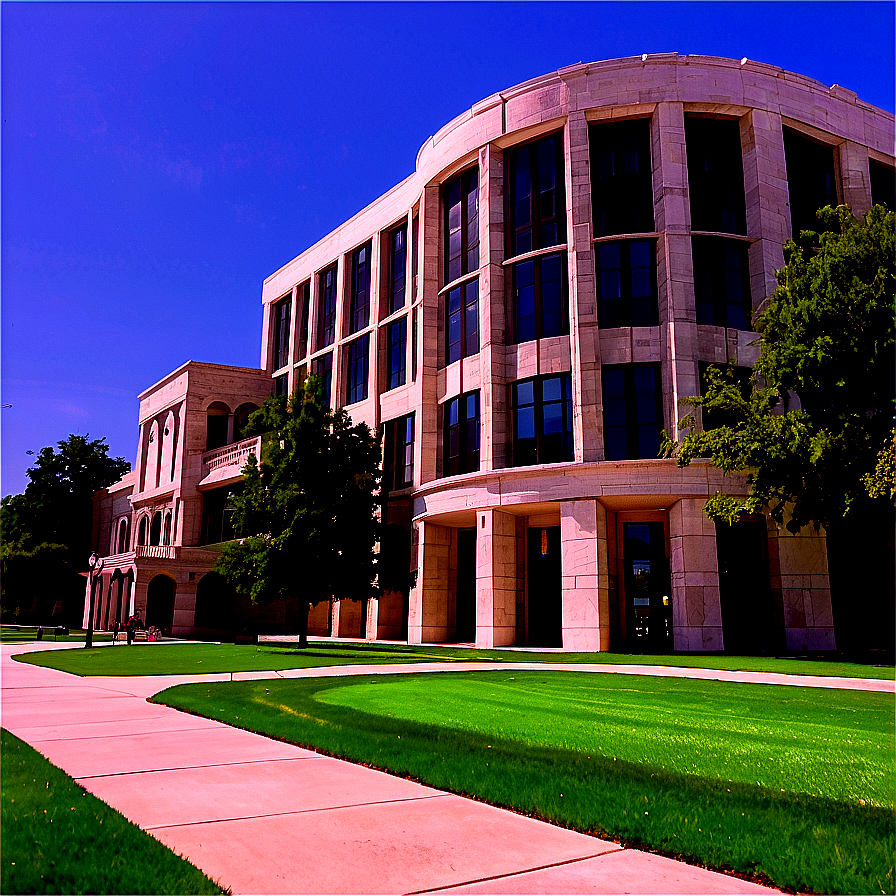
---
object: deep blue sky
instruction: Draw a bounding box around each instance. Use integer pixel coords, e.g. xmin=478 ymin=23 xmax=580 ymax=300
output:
xmin=2 ymin=2 xmax=894 ymax=497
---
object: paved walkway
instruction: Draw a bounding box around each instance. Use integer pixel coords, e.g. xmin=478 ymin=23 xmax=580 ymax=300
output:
xmin=4 ymin=642 xmax=890 ymax=895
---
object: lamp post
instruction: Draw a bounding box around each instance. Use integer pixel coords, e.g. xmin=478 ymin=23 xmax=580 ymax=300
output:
xmin=85 ymin=551 xmax=104 ymax=649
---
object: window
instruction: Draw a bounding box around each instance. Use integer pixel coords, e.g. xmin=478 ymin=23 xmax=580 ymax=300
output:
xmin=312 ymin=353 xmax=332 ymax=406
xmin=411 ymin=213 xmax=419 ymax=298
xmin=685 ymin=117 xmax=747 ymax=234
xmin=387 ymin=317 xmax=407 ymax=390
xmin=511 ymin=374 xmax=574 ymax=467
xmin=389 ymin=225 xmax=407 ymax=314
xmin=445 ymin=280 xmax=479 ymax=364
xmin=317 ymin=265 xmax=338 ymax=349
xmin=445 ymin=169 xmax=479 ymax=283
xmin=870 ymin=160 xmax=895 ymax=211
xmin=297 ymin=281 xmax=310 ymax=361
xmin=349 ymin=243 xmax=371 ymax=334
xmin=699 ymin=363 xmax=751 ymax=432
xmin=783 ymin=128 xmax=838 ymax=238
xmin=273 ymin=373 xmax=288 ymax=397
xmin=692 ymin=237 xmax=752 ymax=329
xmin=590 ymin=119 xmax=654 ymax=237
xmin=345 ymin=335 xmax=369 ymax=405
xmin=602 ymin=364 xmax=663 ymax=460
xmin=385 ymin=413 xmax=414 ymax=490
xmin=513 ymin=252 xmax=568 ymax=343
xmin=443 ymin=391 xmax=480 ymax=476
xmin=508 ymin=134 xmax=565 ymax=256
xmin=596 ymin=240 xmax=658 ymax=328
xmin=273 ymin=294 xmax=291 ymax=370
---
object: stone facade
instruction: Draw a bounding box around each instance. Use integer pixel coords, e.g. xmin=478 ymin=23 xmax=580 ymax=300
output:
xmin=88 ymin=55 xmax=894 ymax=652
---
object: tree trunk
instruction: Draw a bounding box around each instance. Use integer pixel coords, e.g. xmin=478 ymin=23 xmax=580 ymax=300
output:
xmin=297 ymin=600 xmax=309 ymax=649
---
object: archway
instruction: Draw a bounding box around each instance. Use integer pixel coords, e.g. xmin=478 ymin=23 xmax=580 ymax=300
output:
xmin=206 ymin=402 xmax=231 ymax=451
xmin=137 ymin=516 xmax=148 ymax=546
xmin=194 ymin=572 xmax=237 ymax=635
xmin=150 ymin=512 xmax=162 ymax=546
xmin=117 ymin=518 xmax=129 ymax=554
xmin=146 ymin=575 xmax=176 ymax=635
xmin=233 ymin=403 xmax=260 ymax=441
xmin=163 ymin=512 xmax=172 ymax=546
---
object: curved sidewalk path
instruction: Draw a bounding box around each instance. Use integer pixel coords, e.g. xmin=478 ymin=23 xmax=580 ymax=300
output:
xmin=3 ymin=643 xmax=890 ymax=895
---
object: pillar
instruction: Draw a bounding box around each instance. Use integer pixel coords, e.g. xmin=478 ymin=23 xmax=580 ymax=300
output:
xmin=407 ymin=520 xmax=451 ymax=643
xmin=475 ymin=509 xmax=518 ymax=647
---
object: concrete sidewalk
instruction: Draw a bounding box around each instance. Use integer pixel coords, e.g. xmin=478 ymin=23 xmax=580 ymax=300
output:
xmin=4 ymin=643 xmax=856 ymax=895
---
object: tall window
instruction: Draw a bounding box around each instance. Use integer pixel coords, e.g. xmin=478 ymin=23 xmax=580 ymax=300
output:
xmin=389 ymin=224 xmax=407 ymax=314
xmin=508 ymin=134 xmax=565 ymax=256
xmin=385 ymin=413 xmax=414 ymax=490
xmin=387 ymin=317 xmax=407 ymax=390
xmin=590 ymin=119 xmax=654 ymax=237
xmin=443 ymin=391 xmax=480 ymax=477
xmin=511 ymin=374 xmax=573 ymax=467
xmin=317 ymin=265 xmax=338 ymax=349
xmin=870 ymin=160 xmax=895 ymax=211
xmin=273 ymin=373 xmax=288 ymax=397
xmin=692 ymin=237 xmax=752 ymax=329
xmin=445 ymin=280 xmax=479 ymax=364
xmin=596 ymin=240 xmax=658 ymax=328
xmin=411 ymin=213 xmax=419 ymax=298
xmin=685 ymin=117 xmax=747 ymax=234
xmin=513 ymin=253 xmax=567 ymax=343
xmin=273 ymin=295 xmax=291 ymax=370
xmin=602 ymin=364 xmax=663 ymax=460
xmin=349 ymin=243 xmax=371 ymax=334
xmin=445 ymin=169 xmax=479 ymax=283
xmin=312 ymin=353 xmax=332 ymax=406
xmin=783 ymin=128 xmax=838 ymax=238
xmin=297 ymin=281 xmax=310 ymax=361
xmin=345 ymin=335 xmax=369 ymax=405
xmin=699 ymin=363 xmax=751 ymax=432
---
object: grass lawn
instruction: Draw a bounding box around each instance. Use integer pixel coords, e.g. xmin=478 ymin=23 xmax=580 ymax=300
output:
xmin=0 ymin=729 xmax=226 ymax=895
xmin=14 ymin=638 xmax=895 ymax=679
xmin=155 ymin=670 xmax=895 ymax=895
xmin=1 ymin=626 xmax=112 ymax=644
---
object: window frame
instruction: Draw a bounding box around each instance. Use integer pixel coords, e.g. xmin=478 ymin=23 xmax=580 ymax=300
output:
xmin=602 ymin=363 xmax=664 ymax=461
xmin=272 ymin=294 xmax=292 ymax=371
xmin=512 ymin=251 xmax=569 ymax=344
xmin=510 ymin=374 xmax=574 ymax=467
xmin=388 ymin=224 xmax=407 ymax=315
xmin=692 ymin=236 xmax=753 ymax=330
xmin=317 ymin=265 xmax=338 ymax=350
xmin=297 ymin=281 xmax=310 ymax=362
xmin=445 ymin=279 xmax=479 ymax=365
xmin=349 ymin=242 xmax=372 ymax=335
xmin=443 ymin=390 xmax=480 ymax=477
xmin=387 ymin=317 xmax=407 ymax=390
xmin=444 ymin=168 xmax=480 ymax=285
xmin=312 ymin=352 xmax=333 ymax=407
xmin=385 ymin=413 xmax=415 ymax=490
xmin=345 ymin=334 xmax=369 ymax=406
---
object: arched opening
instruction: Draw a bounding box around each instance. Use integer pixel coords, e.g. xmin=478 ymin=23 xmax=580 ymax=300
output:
xmin=117 ymin=518 xmax=130 ymax=554
xmin=233 ymin=403 xmax=260 ymax=442
xmin=194 ymin=571 xmax=237 ymax=635
xmin=92 ymin=575 xmax=104 ymax=629
xmin=149 ymin=512 xmax=162 ymax=546
xmin=143 ymin=420 xmax=160 ymax=490
xmin=163 ymin=512 xmax=173 ymax=546
xmin=206 ymin=402 xmax=231 ymax=451
xmin=137 ymin=516 xmax=148 ymax=546
xmin=159 ymin=410 xmax=177 ymax=485
xmin=146 ymin=574 xmax=176 ymax=636
xmin=111 ymin=571 xmax=125 ymax=626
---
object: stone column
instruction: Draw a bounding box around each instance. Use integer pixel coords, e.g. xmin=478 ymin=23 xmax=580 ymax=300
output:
xmin=475 ymin=509 xmax=518 ymax=647
xmin=172 ymin=577 xmax=197 ymax=637
xmin=407 ymin=519 xmax=451 ymax=643
xmin=669 ymin=498 xmax=723 ymax=651
xmin=773 ymin=524 xmax=835 ymax=650
xmin=839 ymin=141 xmax=873 ymax=217
xmin=559 ymin=499 xmax=610 ymax=650
xmin=564 ymin=110 xmax=602 ymax=461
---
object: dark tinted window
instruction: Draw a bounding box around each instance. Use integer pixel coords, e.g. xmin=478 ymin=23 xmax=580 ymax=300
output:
xmin=346 ymin=335 xmax=369 ymax=405
xmin=685 ymin=117 xmax=747 ymax=234
xmin=783 ymin=128 xmax=838 ymax=238
xmin=508 ymin=134 xmax=565 ymax=256
xmin=602 ymin=364 xmax=663 ymax=460
xmin=387 ymin=317 xmax=407 ymax=390
xmin=317 ymin=265 xmax=338 ymax=349
xmin=870 ymin=160 xmax=895 ymax=211
xmin=511 ymin=374 xmax=573 ymax=467
xmin=443 ymin=391 xmax=480 ymax=477
xmin=445 ymin=169 xmax=479 ymax=283
xmin=692 ymin=237 xmax=752 ymax=329
xmin=596 ymin=240 xmax=658 ymax=328
xmin=513 ymin=252 xmax=568 ymax=343
xmin=350 ymin=243 xmax=371 ymax=334
xmin=273 ymin=295 xmax=291 ymax=370
xmin=389 ymin=225 xmax=407 ymax=314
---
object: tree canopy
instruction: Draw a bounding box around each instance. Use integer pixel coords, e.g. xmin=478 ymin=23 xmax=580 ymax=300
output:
xmin=663 ymin=204 xmax=895 ymax=533
xmin=1 ymin=435 xmax=130 ymax=623
xmin=213 ymin=375 xmax=381 ymax=646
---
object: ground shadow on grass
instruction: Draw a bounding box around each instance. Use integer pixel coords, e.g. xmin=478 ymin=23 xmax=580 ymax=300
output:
xmin=155 ymin=676 xmax=895 ymax=896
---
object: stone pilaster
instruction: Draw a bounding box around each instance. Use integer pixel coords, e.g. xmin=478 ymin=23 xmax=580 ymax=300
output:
xmin=839 ymin=141 xmax=873 ymax=217
xmin=475 ymin=509 xmax=518 ymax=647
xmin=407 ymin=519 xmax=451 ymax=643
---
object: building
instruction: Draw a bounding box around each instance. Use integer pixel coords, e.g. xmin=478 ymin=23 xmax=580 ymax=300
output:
xmin=86 ymin=54 xmax=895 ymax=653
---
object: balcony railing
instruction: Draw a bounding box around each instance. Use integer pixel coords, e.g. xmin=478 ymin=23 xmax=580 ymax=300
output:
xmin=135 ymin=545 xmax=176 ymax=560
xmin=200 ymin=436 xmax=262 ymax=480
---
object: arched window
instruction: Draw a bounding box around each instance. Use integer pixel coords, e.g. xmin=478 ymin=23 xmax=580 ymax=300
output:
xmin=233 ymin=403 xmax=260 ymax=442
xmin=206 ymin=402 xmax=231 ymax=451
xmin=117 ymin=518 xmax=130 ymax=554
xmin=150 ymin=512 xmax=162 ymax=546
xmin=163 ymin=512 xmax=172 ymax=546
xmin=137 ymin=516 xmax=148 ymax=546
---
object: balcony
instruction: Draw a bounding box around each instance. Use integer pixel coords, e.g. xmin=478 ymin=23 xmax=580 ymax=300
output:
xmin=135 ymin=545 xmax=177 ymax=560
xmin=198 ymin=436 xmax=262 ymax=490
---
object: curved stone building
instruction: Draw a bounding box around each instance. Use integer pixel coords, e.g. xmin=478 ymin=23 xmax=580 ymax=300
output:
xmin=88 ymin=54 xmax=894 ymax=653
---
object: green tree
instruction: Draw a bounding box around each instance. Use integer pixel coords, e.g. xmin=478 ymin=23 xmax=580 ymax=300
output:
xmin=1 ymin=435 xmax=130 ymax=624
xmin=213 ymin=375 xmax=381 ymax=647
xmin=663 ymin=204 xmax=894 ymax=532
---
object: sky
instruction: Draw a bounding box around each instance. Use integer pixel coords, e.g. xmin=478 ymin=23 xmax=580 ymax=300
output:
xmin=2 ymin=1 xmax=894 ymax=498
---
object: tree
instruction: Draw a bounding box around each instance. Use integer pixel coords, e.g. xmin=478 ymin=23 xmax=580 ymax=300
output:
xmin=213 ymin=375 xmax=381 ymax=647
xmin=663 ymin=204 xmax=895 ymax=532
xmin=1 ymin=435 xmax=130 ymax=624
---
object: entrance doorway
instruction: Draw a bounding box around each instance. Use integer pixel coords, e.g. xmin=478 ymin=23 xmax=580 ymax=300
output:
xmin=146 ymin=575 xmax=176 ymax=635
xmin=455 ymin=529 xmax=476 ymax=642
xmin=622 ymin=522 xmax=672 ymax=652
xmin=527 ymin=527 xmax=562 ymax=647
xmin=716 ymin=519 xmax=780 ymax=654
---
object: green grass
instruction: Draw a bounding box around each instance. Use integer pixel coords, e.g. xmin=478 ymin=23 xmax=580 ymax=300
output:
xmin=1 ymin=626 xmax=113 ymax=644
xmin=14 ymin=638 xmax=895 ymax=678
xmin=0 ymin=729 xmax=227 ymax=895
xmin=155 ymin=671 xmax=896 ymax=895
